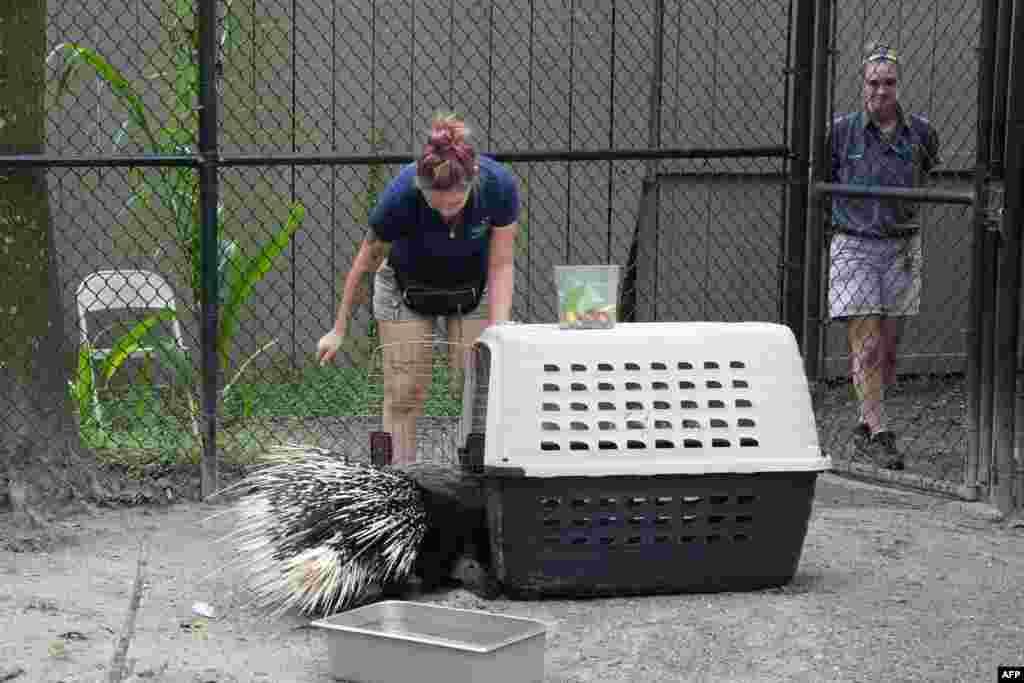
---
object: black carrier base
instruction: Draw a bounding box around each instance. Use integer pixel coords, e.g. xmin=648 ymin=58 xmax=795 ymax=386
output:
xmin=482 ymin=471 xmax=819 ymax=599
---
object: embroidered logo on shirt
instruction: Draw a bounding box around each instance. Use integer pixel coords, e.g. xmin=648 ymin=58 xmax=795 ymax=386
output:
xmin=468 ymin=219 xmax=491 ymax=240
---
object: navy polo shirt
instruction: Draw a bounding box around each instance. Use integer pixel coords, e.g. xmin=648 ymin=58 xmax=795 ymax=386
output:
xmin=829 ymin=109 xmax=941 ymax=237
xmin=369 ymin=155 xmax=519 ymax=287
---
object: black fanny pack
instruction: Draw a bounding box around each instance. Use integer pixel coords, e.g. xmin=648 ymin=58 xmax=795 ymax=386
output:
xmin=392 ymin=268 xmax=485 ymax=316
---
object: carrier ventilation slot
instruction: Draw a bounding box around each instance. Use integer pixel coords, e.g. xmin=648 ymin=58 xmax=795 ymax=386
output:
xmin=534 ymin=357 xmax=759 ymax=455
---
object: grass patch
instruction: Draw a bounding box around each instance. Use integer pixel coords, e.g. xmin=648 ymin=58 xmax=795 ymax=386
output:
xmin=81 ymin=358 xmax=465 ymax=472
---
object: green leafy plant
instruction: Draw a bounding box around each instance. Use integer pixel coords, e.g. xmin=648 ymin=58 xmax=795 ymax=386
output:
xmin=51 ymin=1 xmax=304 ymax=432
xmin=68 ymin=343 xmax=98 ymax=426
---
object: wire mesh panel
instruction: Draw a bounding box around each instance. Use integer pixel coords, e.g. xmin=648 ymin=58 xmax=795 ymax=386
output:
xmin=0 ymin=167 xmax=206 ymax=467
xmin=812 ymin=0 xmax=981 ymax=491
xmin=366 ymin=336 xmax=473 ymax=466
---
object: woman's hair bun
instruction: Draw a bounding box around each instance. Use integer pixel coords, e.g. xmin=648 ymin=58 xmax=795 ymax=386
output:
xmin=417 ymin=112 xmax=478 ymax=191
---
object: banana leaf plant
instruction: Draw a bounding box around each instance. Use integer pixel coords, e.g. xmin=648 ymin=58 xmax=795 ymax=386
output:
xmin=50 ymin=1 xmax=304 ymax=410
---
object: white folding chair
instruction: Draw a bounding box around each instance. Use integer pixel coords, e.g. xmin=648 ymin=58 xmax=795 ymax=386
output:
xmin=75 ymin=269 xmax=198 ymax=435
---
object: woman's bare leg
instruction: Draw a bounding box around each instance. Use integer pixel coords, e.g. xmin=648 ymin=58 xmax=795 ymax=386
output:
xmin=446 ymin=316 xmax=490 ymax=398
xmin=378 ymin=319 xmax=434 ymax=465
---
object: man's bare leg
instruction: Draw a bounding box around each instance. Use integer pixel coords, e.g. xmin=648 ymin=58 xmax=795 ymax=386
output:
xmin=848 ymin=315 xmax=885 ymax=433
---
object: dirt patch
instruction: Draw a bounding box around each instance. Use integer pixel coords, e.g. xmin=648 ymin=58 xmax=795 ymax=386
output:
xmin=1 ymin=473 xmax=1021 ymax=683
xmin=814 ymin=374 xmax=971 ymax=484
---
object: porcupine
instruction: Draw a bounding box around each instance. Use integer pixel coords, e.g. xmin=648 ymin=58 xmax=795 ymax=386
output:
xmin=218 ymin=443 xmax=496 ymax=617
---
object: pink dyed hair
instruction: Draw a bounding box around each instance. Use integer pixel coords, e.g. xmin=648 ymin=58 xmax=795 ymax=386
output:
xmin=415 ymin=112 xmax=479 ymax=192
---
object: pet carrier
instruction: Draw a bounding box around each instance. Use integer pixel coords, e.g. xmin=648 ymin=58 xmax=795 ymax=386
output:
xmin=456 ymin=321 xmax=830 ymax=598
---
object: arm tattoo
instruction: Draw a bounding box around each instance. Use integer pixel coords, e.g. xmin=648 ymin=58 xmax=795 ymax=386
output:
xmin=351 ymin=271 xmax=374 ymax=309
xmin=364 ymin=229 xmax=392 ymax=266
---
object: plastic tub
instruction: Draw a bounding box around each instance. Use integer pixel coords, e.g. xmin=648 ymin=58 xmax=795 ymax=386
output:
xmin=555 ymin=265 xmax=620 ymax=329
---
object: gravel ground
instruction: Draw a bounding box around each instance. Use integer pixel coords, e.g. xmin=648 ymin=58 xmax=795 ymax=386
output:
xmin=2 ymin=470 xmax=1022 ymax=683
xmin=814 ymin=374 xmax=970 ymax=485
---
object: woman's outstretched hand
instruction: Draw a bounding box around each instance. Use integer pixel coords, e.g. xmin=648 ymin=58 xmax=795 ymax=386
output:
xmin=316 ymin=329 xmax=345 ymax=366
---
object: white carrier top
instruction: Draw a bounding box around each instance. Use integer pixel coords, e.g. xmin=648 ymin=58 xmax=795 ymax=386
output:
xmin=461 ymin=322 xmax=830 ymax=477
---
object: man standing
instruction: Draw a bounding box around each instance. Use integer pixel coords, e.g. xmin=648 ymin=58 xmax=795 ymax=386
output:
xmin=827 ymin=42 xmax=942 ymax=470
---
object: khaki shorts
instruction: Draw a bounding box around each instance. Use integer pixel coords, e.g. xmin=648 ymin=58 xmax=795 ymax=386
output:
xmin=372 ymin=263 xmax=490 ymax=323
xmin=828 ymin=232 xmax=923 ymax=319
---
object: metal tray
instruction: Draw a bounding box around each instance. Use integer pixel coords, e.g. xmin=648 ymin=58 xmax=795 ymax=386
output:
xmin=312 ymin=600 xmax=547 ymax=683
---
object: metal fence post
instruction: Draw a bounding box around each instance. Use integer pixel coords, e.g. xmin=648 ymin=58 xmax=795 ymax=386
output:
xmin=783 ymin=0 xmax=815 ymax=348
xmin=979 ymin=0 xmax=1017 ymax=501
xmin=644 ymin=0 xmax=665 ymax=322
xmin=992 ymin=0 xmax=1024 ymax=514
xmin=966 ymin=0 xmax=1000 ymax=499
xmin=803 ymin=0 xmax=832 ymax=382
xmin=198 ymin=0 xmax=221 ymax=498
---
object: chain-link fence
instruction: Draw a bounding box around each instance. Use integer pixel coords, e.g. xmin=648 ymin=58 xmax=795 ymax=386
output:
xmin=2 ymin=0 xmax=1021 ymax=512
xmin=808 ymin=0 xmax=983 ymax=494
